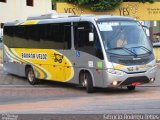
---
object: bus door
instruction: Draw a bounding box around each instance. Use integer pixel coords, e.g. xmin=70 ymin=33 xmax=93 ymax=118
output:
xmin=74 ymin=22 xmax=104 ymax=87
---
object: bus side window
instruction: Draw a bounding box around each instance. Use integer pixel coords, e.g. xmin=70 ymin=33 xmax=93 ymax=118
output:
xmin=74 ymin=22 xmax=104 ymax=60
xmin=74 ymin=22 xmax=94 ymax=53
xmin=94 ymin=31 xmax=104 ymax=60
xmin=27 ymin=25 xmax=40 ymax=41
xmin=4 ymin=26 xmax=15 ymax=47
xmin=64 ymin=23 xmax=71 ymax=49
xmin=41 ymin=23 xmax=64 ymax=49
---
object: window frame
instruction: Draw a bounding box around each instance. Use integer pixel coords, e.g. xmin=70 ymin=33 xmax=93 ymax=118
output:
xmin=74 ymin=21 xmax=104 ymax=59
xmin=0 ymin=0 xmax=6 ymax=3
xmin=26 ymin=0 xmax=34 ymax=7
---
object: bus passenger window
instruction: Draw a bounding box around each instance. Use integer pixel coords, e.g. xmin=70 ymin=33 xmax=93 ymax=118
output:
xmin=74 ymin=22 xmax=94 ymax=52
xmin=64 ymin=23 xmax=71 ymax=49
xmin=74 ymin=22 xmax=103 ymax=59
xmin=95 ymin=32 xmax=103 ymax=59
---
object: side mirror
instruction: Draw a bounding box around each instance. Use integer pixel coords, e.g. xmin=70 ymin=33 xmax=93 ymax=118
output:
xmin=89 ymin=32 xmax=94 ymax=42
xmin=142 ymin=25 xmax=150 ymax=37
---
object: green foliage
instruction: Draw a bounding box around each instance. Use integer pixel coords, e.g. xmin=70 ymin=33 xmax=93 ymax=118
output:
xmin=123 ymin=0 xmax=155 ymax=3
xmin=52 ymin=0 xmax=156 ymax=11
xmin=91 ymin=0 xmax=123 ymax=11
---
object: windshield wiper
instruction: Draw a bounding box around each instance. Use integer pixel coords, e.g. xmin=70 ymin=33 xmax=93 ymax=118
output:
xmin=108 ymin=47 xmax=137 ymax=57
xmin=138 ymin=46 xmax=152 ymax=54
xmin=128 ymin=46 xmax=152 ymax=54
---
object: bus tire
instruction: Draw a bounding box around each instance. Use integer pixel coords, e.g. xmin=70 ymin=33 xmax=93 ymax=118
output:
xmin=26 ymin=67 xmax=38 ymax=85
xmin=127 ymin=86 xmax=135 ymax=91
xmin=80 ymin=72 xmax=94 ymax=93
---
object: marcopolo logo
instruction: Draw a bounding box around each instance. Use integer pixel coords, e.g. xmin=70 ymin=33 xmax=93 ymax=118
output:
xmin=53 ymin=53 xmax=64 ymax=63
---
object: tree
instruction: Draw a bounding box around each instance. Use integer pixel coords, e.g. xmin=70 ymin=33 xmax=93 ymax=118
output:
xmin=123 ymin=0 xmax=154 ymax=3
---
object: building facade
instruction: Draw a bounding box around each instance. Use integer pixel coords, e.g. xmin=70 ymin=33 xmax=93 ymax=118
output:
xmin=0 ymin=0 xmax=54 ymax=28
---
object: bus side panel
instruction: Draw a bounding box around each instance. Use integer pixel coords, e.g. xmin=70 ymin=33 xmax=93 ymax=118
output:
xmin=3 ymin=45 xmax=26 ymax=77
xmin=63 ymin=50 xmax=105 ymax=87
xmin=3 ymin=47 xmax=75 ymax=82
xmin=3 ymin=44 xmax=105 ymax=87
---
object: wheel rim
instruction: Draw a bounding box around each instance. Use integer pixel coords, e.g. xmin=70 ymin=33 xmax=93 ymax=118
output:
xmin=28 ymin=70 xmax=34 ymax=82
xmin=82 ymin=77 xmax=87 ymax=87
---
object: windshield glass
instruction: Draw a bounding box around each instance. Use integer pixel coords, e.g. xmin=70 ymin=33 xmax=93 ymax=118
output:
xmin=97 ymin=20 xmax=152 ymax=55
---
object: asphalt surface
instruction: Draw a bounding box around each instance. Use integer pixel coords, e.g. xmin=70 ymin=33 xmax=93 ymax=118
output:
xmin=0 ymin=64 xmax=160 ymax=120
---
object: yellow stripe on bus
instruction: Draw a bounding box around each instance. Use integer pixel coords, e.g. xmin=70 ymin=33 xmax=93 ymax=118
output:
xmin=10 ymin=48 xmax=74 ymax=82
xmin=4 ymin=45 xmax=20 ymax=63
xmin=114 ymin=64 xmax=125 ymax=69
xmin=21 ymin=20 xmax=39 ymax=25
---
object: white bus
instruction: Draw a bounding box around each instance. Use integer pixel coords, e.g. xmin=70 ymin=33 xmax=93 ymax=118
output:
xmin=3 ymin=14 xmax=157 ymax=93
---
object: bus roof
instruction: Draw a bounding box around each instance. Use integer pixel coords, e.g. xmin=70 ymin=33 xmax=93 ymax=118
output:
xmin=4 ymin=13 xmax=135 ymax=26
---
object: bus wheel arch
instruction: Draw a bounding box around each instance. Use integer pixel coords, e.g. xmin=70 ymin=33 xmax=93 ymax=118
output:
xmin=25 ymin=65 xmax=38 ymax=85
xmin=79 ymin=69 xmax=95 ymax=93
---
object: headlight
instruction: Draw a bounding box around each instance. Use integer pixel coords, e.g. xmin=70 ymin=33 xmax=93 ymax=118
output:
xmin=107 ymin=69 xmax=125 ymax=76
xmin=149 ymin=66 xmax=157 ymax=74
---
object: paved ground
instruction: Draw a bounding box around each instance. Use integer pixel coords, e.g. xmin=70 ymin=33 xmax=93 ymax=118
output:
xmin=0 ymin=86 xmax=160 ymax=114
xmin=0 ymin=64 xmax=160 ymax=120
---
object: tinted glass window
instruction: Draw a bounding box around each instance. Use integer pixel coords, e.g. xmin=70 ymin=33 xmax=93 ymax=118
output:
xmin=40 ymin=23 xmax=71 ymax=49
xmin=64 ymin=24 xmax=71 ymax=49
xmin=4 ymin=26 xmax=15 ymax=47
xmin=74 ymin=22 xmax=93 ymax=49
xmin=74 ymin=22 xmax=103 ymax=59
xmin=41 ymin=24 xmax=64 ymax=49
xmin=4 ymin=26 xmax=14 ymax=37
xmin=28 ymin=25 xmax=40 ymax=41
xmin=4 ymin=23 xmax=72 ymax=49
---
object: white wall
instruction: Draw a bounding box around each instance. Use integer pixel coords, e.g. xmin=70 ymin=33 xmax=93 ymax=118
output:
xmin=0 ymin=0 xmax=54 ymax=23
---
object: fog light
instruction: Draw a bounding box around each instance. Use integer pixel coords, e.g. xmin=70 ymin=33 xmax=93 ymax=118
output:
xmin=150 ymin=78 xmax=155 ymax=82
xmin=113 ymin=81 xmax=118 ymax=86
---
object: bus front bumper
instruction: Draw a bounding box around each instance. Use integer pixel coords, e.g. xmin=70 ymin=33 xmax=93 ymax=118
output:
xmin=105 ymin=66 xmax=157 ymax=87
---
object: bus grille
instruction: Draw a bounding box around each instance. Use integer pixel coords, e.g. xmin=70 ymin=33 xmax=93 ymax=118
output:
xmin=110 ymin=54 xmax=154 ymax=66
xmin=118 ymin=58 xmax=151 ymax=65
xmin=120 ymin=76 xmax=150 ymax=86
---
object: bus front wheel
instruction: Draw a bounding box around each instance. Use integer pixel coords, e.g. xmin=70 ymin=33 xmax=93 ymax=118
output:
xmin=26 ymin=67 xmax=38 ymax=85
xmin=127 ymin=86 xmax=136 ymax=91
xmin=80 ymin=72 xmax=94 ymax=93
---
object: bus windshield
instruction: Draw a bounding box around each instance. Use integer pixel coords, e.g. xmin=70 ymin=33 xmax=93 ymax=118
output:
xmin=97 ymin=21 xmax=152 ymax=55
